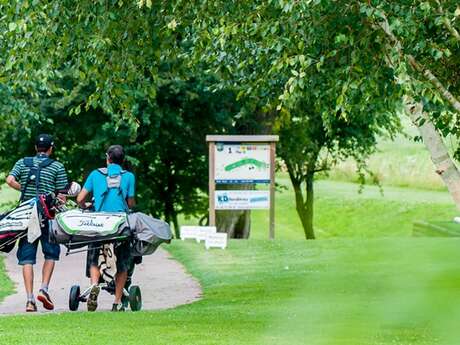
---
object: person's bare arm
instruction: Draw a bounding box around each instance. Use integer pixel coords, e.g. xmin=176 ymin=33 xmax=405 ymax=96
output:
xmin=76 ymin=188 xmax=90 ymax=207
xmin=6 ymin=175 xmax=21 ymax=191
xmin=127 ymin=197 xmax=135 ymax=209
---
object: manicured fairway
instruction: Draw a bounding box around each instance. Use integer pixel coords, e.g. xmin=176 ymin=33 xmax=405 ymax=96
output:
xmin=251 ymin=178 xmax=457 ymax=240
xmin=1 ymin=239 xmax=460 ymax=345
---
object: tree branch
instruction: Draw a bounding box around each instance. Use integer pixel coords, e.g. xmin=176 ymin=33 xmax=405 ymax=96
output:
xmin=377 ymin=13 xmax=460 ymax=114
xmin=434 ymin=0 xmax=460 ymax=43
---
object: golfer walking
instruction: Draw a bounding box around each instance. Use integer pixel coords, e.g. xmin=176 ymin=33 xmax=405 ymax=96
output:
xmin=77 ymin=144 xmax=136 ymax=312
xmin=6 ymin=134 xmax=68 ymax=312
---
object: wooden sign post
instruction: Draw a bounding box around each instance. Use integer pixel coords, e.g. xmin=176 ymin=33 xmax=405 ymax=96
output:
xmin=206 ymin=135 xmax=279 ymax=239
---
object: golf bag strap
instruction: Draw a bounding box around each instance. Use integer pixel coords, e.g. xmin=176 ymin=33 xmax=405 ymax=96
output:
xmin=96 ymin=168 xmax=128 ymax=212
xmin=97 ymin=168 xmax=127 ymax=177
xmin=35 ymin=158 xmax=55 ymax=199
xmin=19 ymin=158 xmax=34 ymax=201
xmin=20 ymin=157 xmax=55 ymax=201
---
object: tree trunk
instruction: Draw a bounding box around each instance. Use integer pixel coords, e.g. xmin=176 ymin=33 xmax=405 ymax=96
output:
xmin=304 ymin=173 xmax=315 ymax=239
xmin=406 ymin=99 xmax=460 ymax=211
xmin=172 ymin=211 xmax=180 ymax=239
xmin=164 ymin=207 xmax=180 ymax=238
xmin=216 ymin=209 xmax=251 ymax=238
xmin=378 ymin=12 xmax=460 ymax=212
xmin=291 ymin=176 xmax=315 ymax=240
xmin=164 ymin=162 xmax=180 ymax=238
xmin=216 ymin=184 xmax=252 ymax=239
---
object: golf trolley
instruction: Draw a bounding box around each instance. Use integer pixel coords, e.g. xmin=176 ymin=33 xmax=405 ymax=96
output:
xmin=48 ymin=192 xmax=171 ymax=312
xmin=50 ymin=209 xmax=151 ymax=311
xmin=0 ymin=179 xmax=171 ymax=313
xmin=68 ymin=266 xmax=142 ymax=312
xmin=64 ymin=233 xmax=143 ymax=312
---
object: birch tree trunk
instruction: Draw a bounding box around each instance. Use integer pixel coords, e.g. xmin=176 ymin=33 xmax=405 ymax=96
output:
xmin=378 ymin=12 xmax=460 ymax=212
xmin=405 ymin=99 xmax=460 ymax=211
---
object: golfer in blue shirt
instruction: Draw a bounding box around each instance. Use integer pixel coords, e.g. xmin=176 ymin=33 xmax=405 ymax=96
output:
xmin=77 ymin=145 xmax=136 ymax=312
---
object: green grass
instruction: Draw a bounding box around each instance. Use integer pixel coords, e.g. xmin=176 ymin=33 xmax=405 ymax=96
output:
xmin=0 ymin=184 xmax=18 ymax=302
xmin=251 ymin=177 xmax=457 ymax=240
xmin=327 ymin=117 xmax=458 ymax=191
xmin=413 ymin=220 xmax=460 ymax=237
xmin=0 ymin=184 xmax=19 ymax=210
xmin=1 ymin=124 xmax=460 ymax=345
xmin=0 ymin=255 xmax=14 ymax=302
xmin=2 ymin=239 xmax=460 ymax=345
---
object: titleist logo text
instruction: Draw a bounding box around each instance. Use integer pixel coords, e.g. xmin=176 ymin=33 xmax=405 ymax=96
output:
xmin=78 ymin=219 xmax=104 ymax=227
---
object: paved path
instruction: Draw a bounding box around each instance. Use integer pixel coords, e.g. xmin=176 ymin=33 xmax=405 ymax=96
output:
xmin=0 ymin=247 xmax=202 ymax=314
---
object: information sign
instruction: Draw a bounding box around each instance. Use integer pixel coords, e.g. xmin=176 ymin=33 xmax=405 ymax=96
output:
xmin=214 ymin=143 xmax=270 ymax=184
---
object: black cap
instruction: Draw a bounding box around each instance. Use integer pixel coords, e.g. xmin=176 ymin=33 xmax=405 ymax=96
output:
xmin=35 ymin=134 xmax=54 ymax=150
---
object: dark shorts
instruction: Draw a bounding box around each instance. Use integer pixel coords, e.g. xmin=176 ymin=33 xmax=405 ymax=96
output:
xmin=17 ymin=221 xmax=60 ymax=265
xmin=86 ymin=241 xmax=132 ymax=277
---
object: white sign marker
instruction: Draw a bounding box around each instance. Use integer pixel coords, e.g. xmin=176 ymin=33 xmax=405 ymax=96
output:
xmin=195 ymin=226 xmax=217 ymax=243
xmin=205 ymin=232 xmax=228 ymax=250
xmin=180 ymin=226 xmax=200 ymax=240
xmin=180 ymin=226 xmax=216 ymax=242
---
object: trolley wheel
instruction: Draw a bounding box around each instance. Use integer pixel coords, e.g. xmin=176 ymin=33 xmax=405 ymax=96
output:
xmin=69 ymin=285 xmax=80 ymax=311
xmin=129 ymin=285 xmax=142 ymax=311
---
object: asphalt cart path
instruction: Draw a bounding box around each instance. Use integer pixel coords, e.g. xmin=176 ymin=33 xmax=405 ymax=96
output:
xmin=0 ymin=247 xmax=202 ymax=314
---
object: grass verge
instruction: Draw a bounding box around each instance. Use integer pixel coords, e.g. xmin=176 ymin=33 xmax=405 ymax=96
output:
xmin=251 ymin=178 xmax=457 ymax=240
xmin=0 ymin=256 xmax=14 ymax=302
xmin=1 ymin=239 xmax=460 ymax=345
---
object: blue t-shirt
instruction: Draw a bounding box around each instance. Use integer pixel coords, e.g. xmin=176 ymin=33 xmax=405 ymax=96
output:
xmin=83 ymin=164 xmax=135 ymax=212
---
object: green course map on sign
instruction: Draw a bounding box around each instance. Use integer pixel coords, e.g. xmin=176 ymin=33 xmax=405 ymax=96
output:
xmin=215 ymin=143 xmax=270 ymax=184
xmin=224 ymin=158 xmax=269 ymax=172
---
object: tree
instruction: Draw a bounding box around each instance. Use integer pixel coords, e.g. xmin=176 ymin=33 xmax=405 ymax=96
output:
xmin=358 ymin=1 xmax=460 ymax=210
xmin=0 ymin=2 xmax=245 ymax=234
xmin=0 ymin=78 xmax=237 ymax=237
xmin=167 ymin=0 xmax=403 ymax=238
xmin=172 ymin=0 xmax=460 ymax=236
xmin=1 ymin=0 xmax=273 ymax=240
xmin=7 ymin=0 xmax=460 ymax=239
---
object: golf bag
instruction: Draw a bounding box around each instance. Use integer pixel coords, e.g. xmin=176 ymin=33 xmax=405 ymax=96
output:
xmin=0 ymin=182 xmax=81 ymax=253
xmin=127 ymin=213 xmax=172 ymax=256
xmin=0 ymin=199 xmax=36 ymax=253
xmin=49 ymin=210 xmax=130 ymax=247
xmin=49 ymin=209 xmax=172 ymax=255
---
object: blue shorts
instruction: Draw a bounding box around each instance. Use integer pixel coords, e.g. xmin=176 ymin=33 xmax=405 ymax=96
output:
xmin=17 ymin=221 xmax=60 ymax=265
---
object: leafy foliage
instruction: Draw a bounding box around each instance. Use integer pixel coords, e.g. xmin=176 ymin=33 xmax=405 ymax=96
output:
xmin=4 ymin=0 xmax=460 ymax=238
xmin=168 ymin=1 xmax=404 ymax=238
xmin=0 ymin=79 xmax=236 ymax=237
xmin=0 ymin=2 xmax=241 ymax=234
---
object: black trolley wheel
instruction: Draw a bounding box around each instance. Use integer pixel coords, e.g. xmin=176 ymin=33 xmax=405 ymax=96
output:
xmin=129 ymin=285 xmax=142 ymax=311
xmin=69 ymin=285 xmax=80 ymax=311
